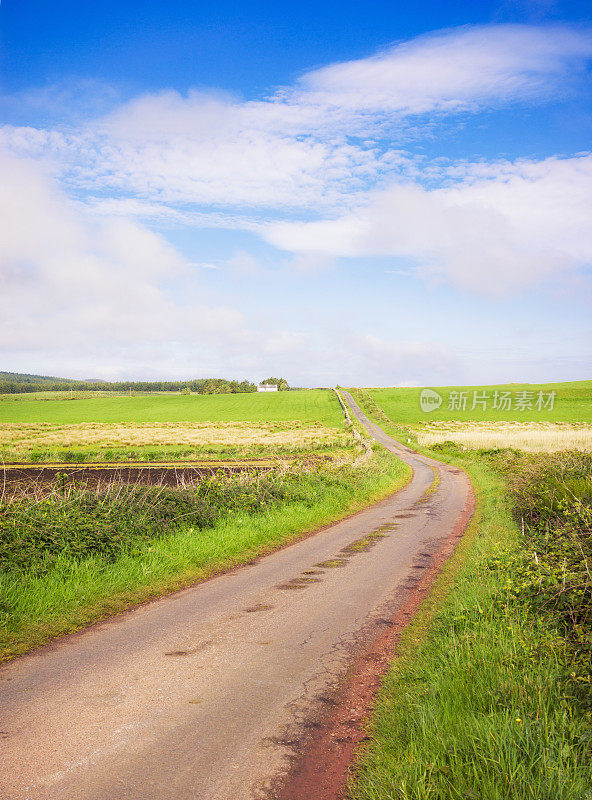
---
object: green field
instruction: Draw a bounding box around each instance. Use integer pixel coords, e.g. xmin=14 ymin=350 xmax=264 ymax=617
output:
xmin=0 ymin=389 xmax=342 ymax=426
xmin=363 ymin=380 xmax=592 ymax=424
xmin=347 ymin=391 xmax=592 ymax=800
xmin=0 ymin=390 xmax=173 ymax=401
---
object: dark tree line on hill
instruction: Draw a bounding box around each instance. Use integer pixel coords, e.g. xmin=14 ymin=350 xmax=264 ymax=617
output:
xmin=0 ymin=373 xmax=257 ymax=395
xmin=0 ymin=373 xmax=293 ymax=395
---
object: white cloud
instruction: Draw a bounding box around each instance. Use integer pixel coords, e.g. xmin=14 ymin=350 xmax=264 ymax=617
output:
xmin=335 ymin=334 xmax=459 ymax=386
xmin=0 ymin=150 xmax=246 ymax=360
xmin=0 ymin=151 xmax=459 ymax=383
xmin=295 ymin=24 xmax=592 ymax=116
xmin=262 ymin=331 xmax=310 ymax=357
xmin=1 ymin=24 xmax=592 ymax=382
xmin=226 ymin=250 xmax=261 ymax=276
xmin=2 ymin=150 xmax=453 ymax=385
xmin=1 ymin=24 xmax=590 ymax=214
xmin=207 ymin=330 xmax=458 ymax=387
xmin=264 ymin=154 xmax=592 ymax=294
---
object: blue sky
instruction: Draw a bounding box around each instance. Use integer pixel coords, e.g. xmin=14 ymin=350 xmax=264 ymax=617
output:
xmin=0 ymin=1 xmax=591 ymax=385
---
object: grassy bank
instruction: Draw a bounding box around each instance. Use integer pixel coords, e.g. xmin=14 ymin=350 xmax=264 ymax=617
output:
xmin=0 ymin=447 xmax=410 ymax=661
xmin=347 ymin=391 xmax=592 ymax=800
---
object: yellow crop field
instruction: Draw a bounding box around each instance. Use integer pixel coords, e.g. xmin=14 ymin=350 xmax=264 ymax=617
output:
xmin=0 ymin=421 xmax=348 ymax=460
xmin=413 ymin=421 xmax=592 ymax=452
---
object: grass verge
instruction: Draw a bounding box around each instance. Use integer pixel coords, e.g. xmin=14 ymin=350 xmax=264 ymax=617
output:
xmin=0 ymin=448 xmax=410 ymax=662
xmin=346 ymin=391 xmax=592 ymax=800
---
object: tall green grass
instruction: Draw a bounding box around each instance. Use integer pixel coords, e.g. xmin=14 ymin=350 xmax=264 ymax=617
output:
xmin=0 ymin=449 xmax=410 ymax=661
xmin=1 ymin=475 xmax=307 ymax=575
xmin=347 ymin=393 xmax=592 ymax=800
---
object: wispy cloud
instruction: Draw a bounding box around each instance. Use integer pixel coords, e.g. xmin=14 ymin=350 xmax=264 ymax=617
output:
xmin=0 ymin=150 xmax=246 ymax=357
xmin=293 ymin=24 xmax=592 ymax=116
xmin=264 ymin=153 xmax=592 ymax=294
xmin=1 ymin=23 xmax=591 ymax=381
xmin=1 ymin=24 xmax=590 ymax=214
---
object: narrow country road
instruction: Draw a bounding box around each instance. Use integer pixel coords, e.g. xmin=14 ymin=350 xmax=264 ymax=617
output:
xmin=0 ymin=393 xmax=473 ymax=800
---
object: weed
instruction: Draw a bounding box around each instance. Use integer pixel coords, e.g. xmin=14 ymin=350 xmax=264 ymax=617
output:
xmin=348 ymin=391 xmax=592 ymax=800
xmin=0 ymin=449 xmax=411 ymax=660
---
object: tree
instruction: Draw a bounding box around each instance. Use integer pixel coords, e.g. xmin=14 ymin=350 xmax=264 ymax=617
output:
xmin=261 ymin=377 xmax=289 ymax=391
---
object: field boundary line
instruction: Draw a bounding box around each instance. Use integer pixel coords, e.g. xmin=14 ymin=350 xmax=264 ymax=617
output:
xmin=333 ymin=388 xmax=373 ymax=464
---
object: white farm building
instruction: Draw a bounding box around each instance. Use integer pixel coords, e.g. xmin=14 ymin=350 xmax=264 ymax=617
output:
xmin=257 ymin=384 xmax=278 ymax=392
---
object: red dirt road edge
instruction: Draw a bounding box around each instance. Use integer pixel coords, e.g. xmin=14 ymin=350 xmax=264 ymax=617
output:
xmin=276 ymin=477 xmax=476 ymax=800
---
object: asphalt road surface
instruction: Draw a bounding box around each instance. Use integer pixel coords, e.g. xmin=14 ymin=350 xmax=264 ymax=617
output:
xmin=0 ymin=392 xmax=472 ymax=800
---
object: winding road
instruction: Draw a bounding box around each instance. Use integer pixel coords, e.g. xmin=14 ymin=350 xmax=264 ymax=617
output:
xmin=0 ymin=392 xmax=473 ymax=800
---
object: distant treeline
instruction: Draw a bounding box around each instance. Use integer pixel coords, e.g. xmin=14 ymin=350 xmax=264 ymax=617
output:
xmin=0 ymin=372 xmax=264 ymax=395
